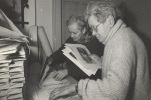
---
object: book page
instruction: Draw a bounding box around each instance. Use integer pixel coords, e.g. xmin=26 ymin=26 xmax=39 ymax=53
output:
xmin=63 ymin=43 xmax=101 ymax=76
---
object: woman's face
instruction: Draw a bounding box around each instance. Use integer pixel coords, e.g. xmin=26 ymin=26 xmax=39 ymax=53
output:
xmin=88 ymin=15 xmax=109 ymax=43
xmin=68 ymin=23 xmax=84 ymax=42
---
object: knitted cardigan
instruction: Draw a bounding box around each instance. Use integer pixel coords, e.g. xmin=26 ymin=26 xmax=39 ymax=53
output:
xmin=78 ymin=20 xmax=151 ymax=100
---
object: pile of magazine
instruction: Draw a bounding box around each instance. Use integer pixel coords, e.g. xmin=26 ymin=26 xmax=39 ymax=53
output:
xmin=0 ymin=41 xmax=26 ymax=100
xmin=62 ymin=43 xmax=100 ymax=76
xmin=0 ymin=10 xmax=28 ymax=100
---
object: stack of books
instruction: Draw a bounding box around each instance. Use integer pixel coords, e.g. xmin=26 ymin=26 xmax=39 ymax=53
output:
xmin=0 ymin=40 xmax=26 ymax=100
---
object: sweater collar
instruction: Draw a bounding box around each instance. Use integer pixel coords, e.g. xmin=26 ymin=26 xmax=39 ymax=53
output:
xmin=103 ymin=19 xmax=125 ymax=45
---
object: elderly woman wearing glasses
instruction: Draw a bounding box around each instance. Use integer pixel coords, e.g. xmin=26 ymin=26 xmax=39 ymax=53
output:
xmin=77 ymin=0 xmax=150 ymax=100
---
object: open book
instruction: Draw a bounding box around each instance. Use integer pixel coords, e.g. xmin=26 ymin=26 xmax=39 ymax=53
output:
xmin=62 ymin=43 xmax=101 ymax=76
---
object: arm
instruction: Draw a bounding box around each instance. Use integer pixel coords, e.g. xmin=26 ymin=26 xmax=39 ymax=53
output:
xmin=40 ymin=37 xmax=74 ymax=81
xmin=86 ymin=37 xmax=104 ymax=57
xmin=78 ymin=44 xmax=135 ymax=99
xmin=45 ymin=37 xmax=74 ymax=66
xmin=49 ymin=83 xmax=78 ymax=100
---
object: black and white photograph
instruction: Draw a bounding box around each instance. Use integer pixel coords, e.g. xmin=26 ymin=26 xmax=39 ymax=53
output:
xmin=0 ymin=0 xmax=151 ymax=100
xmin=77 ymin=47 xmax=93 ymax=64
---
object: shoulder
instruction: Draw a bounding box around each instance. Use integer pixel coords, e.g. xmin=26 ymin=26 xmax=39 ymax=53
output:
xmin=89 ymin=37 xmax=104 ymax=46
xmin=66 ymin=37 xmax=75 ymax=43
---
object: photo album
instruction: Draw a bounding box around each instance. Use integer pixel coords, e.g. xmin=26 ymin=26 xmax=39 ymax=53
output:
xmin=62 ymin=43 xmax=101 ymax=76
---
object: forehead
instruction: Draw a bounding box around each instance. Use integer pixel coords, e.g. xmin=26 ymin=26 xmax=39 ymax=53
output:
xmin=68 ymin=23 xmax=80 ymax=32
xmin=88 ymin=15 xmax=98 ymax=26
xmin=68 ymin=23 xmax=80 ymax=31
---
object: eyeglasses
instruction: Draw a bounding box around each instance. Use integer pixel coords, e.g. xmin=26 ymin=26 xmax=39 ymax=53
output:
xmin=90 ymin=23 xmax=101 ymax=33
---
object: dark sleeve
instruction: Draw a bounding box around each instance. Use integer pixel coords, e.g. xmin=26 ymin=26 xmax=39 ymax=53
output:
xmin=86 ymin=37 xmax=104 ymax=57
xmin=50 ymin=37 xmax=74 ymax=64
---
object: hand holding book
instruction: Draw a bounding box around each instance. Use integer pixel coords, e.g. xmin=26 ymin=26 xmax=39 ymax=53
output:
xmin=90 ymin=54 xmax=102 ymax=66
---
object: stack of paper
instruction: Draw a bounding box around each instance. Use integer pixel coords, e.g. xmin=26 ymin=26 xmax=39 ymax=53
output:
xmin=0 ymin=41 xmax=26 ymax=100
xmin=0 ymin=9 xmax=28 ymax=100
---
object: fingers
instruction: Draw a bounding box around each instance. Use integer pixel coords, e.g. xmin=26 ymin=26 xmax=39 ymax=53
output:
xmin=55 ymin=73 xmax=63 ymax=81
xmin=50 ymin=88 xmax=61 ymax=99
xmin=90 ymin=54 xmax=102 ymax=67
xmin=82 ymin=79 xmax=89 ymax=100
xmin=49 ymin=88 xmax=60 ymax=100
xmin=78 ymin=79 xmax=86 ymax=95
xmin=78 ymin=79 xmax=89 ymax=100
xmin=49 ymin=84 xmax=76 ymax=100
xmin=49 ymin=86 xmax=67 ymax=100
xmin=56 ymin=71 xmax=65 ymax=80
xmin=52 ymin=71 xmax=62 ymax=81
xmin=53 ymin=70 xmax=68 ymax=81
xmin=41 ymin=78 xmax=63 ymax=87
xmin=51 ymin=71 xmax=58 ymax=78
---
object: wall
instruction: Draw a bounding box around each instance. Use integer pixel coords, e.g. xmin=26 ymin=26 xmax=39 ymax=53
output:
xmin=24 ymin=0 xmax=61 ymax=52
xmin=122 ymin=0 xmax=151 ymax=64
xmin=24 ymin=0 xmax=36 ymax=31
xmin=36 ymin=0 xmax=54 ymax=49
xmin=52 ymin=0 xmax=62 ymax=51
xmin=123 ymin=0 xmax=151 ymax=37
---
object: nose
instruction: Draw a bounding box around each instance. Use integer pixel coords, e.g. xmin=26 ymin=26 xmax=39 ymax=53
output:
xmin=71 ymin=33 xmax=74 ymax=37
xmin=92 ymin=31 xmax=97 ymax=36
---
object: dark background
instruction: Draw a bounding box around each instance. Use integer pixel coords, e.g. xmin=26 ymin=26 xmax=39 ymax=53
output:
xmin=120 ymin=0 xmax=151 ymax=74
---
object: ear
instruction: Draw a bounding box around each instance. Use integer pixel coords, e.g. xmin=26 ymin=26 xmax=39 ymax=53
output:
xmin=106 ymin=15 xmax=115 ymax=27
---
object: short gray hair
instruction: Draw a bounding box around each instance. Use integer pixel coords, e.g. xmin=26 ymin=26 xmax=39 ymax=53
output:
xmin=85 ymin=0 xmax=121 ymax=23
xmin=66 ymin=16 xmax=87 ymax=31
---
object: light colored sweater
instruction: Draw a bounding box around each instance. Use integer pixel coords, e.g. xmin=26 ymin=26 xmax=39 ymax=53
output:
xmin=78 ymin=20 xmax=151 ymax=100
